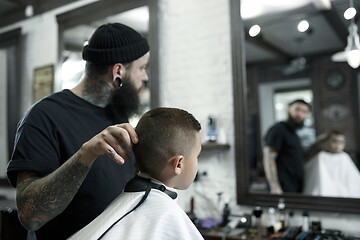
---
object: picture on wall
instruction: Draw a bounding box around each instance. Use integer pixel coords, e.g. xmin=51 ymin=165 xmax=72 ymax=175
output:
xmin=33 ymin=65 xmax=54 ymax=103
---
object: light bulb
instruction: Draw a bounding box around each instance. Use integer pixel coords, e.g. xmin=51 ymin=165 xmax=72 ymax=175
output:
xmin=347 ymin=49 xmax=360 ymax=68
xmin=297 ymin=20 xmax=309 ymax=32
xmin=344 ymin=7 xmax=357 ymax=20
xmin=249 ymin=25 xmax=261 ymax=37
xmin=25 ymin=5 xmax=34 ymax=17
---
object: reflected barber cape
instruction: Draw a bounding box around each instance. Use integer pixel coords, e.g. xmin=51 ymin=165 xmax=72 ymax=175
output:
xmin=303 ymin=151 xmax=360 ymax=198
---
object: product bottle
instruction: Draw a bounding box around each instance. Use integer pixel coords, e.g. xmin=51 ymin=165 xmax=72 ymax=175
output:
xmin=206 ymin=116 xmax=217 ymax=142
xmin=288 ymin=211 xmax=296 ymax=227
xmin=221 ymin=203 xmax=231 ymax=226
xmin=302 ymin=211 xmax=309 ymax=232
xmin=253 ymin=206 xmax=263 ymax=239
xmin=277 ymin=198 xmax=287 ymax=228
xmin=266 ymin=207 xmax=282 ymax=235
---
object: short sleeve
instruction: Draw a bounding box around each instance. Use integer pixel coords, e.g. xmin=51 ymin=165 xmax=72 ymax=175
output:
xmin=264 ymin=123 xmax=284 ymax=153
xmin=7 ymin=116 xmax=60 ymax=187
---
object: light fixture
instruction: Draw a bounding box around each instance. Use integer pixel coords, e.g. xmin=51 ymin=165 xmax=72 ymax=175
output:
xmin=344 ymin=0 xmax=357 ymax=20
xmin=344 ymin=7 xmax=357 ymax=20
xmin=249 ymin=25 xmax=261 ymax=37
xmin=331 ymin=22 xmax=360 ymax=69
xmin=297 ymin=20 xmax=309 ymax=33
xmin=332 ymin=0 xmax=360 ymax=69
xmin=25 ymin=5 xmax=34 ymax=17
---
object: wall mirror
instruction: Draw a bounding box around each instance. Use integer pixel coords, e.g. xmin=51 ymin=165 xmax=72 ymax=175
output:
xmin=232 ymin=0 xmax=360 ymax=214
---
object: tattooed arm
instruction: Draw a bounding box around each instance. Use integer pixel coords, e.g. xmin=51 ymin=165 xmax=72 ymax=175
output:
xmin=16 ymin=123 xmax=138 ymax=231
xmin=263 ymin=146 xmax=283 ymax=194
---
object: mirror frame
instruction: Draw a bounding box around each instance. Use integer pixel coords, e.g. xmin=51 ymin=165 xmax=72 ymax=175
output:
xmin=0 ymin=28 xmax=22 ymax=185
xmin=231 ymin=0 xmax=360 ymax=215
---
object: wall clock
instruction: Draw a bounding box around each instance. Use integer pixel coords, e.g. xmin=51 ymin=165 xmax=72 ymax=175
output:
xmin=324 ymin=70 xmax=345 ymax=90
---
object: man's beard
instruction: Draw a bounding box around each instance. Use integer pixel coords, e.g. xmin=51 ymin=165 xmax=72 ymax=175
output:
xmin=107 ymin=76 xmax=140 ymax=119
xmin=286 ymin=113 xmax=304 ymax=129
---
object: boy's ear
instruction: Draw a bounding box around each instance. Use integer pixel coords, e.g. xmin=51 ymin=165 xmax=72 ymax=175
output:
xmin=170 ymin=155 xmax=184 ymax=175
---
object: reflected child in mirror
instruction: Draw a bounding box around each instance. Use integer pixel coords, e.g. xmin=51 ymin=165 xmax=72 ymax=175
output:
xmin=303 ymin=130 xmax=360 ymax=198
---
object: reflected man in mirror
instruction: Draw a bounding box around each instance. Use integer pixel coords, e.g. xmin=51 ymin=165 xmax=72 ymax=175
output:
xmin=263 ymin=99 xmax=311 ymax=194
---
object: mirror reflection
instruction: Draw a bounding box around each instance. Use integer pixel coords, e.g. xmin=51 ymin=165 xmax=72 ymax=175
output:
xmin=242 ymin=0 xmax=360 ymax=199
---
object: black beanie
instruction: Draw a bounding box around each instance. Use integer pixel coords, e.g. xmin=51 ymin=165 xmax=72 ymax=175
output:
xmin=82 ymin=23 xmax=149 ymax=65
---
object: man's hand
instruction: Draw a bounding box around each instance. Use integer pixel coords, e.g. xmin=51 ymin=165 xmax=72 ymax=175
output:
xmin=270 ymin=185 xmax=283 ymax=194
xmin=82 ymin=123 xmax=139 ymax=165
xmin=16 ymin=123 xmax=139 ymax=231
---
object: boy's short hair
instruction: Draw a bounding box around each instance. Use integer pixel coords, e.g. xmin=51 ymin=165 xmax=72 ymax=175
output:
xmin=133 ymin=107 xmax=201 ymax=177
xmin=327 ymin=129 xmax=344 ymax=139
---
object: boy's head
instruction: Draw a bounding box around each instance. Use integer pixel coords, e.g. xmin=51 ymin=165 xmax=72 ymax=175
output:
xmin=133 ymin=107 xmax=202 ymax=190
xmin=325 ymin=129 xmax=345 ymax=153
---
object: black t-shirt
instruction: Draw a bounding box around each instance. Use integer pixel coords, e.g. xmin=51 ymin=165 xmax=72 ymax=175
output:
xmin=7 ymin=89 xmax=135 ymax=239
xmin=265 ymin=122 xmax=304 ymax=192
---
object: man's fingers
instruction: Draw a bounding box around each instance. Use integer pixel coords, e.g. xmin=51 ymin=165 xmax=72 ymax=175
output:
xmin=116 ymin=123 xmax=138 ymax=144
xmin=106 ymin=148 xmax=127 ymax=165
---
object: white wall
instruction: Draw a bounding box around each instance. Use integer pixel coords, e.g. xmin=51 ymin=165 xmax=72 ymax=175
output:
xmin=0 ymin=0 xmax=359 ymax=233
xmin=157 ymin=0 xmax=236 ymax=219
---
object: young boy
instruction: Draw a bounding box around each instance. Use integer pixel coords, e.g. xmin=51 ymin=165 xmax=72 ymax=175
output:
xmin=306 ymin=129 xmax=346 ymax=158
xmin=323 ymin=129 xmax=346 ymax=153
xmin=69 ymin=107 xmax=204 ymax=240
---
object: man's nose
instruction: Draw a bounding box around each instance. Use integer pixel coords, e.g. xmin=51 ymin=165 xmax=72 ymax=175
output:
xmin=143 ymin=72 xmax=149 ymax=82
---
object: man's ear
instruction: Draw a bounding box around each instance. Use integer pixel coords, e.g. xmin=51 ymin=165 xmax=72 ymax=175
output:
xmin=112 ymin=63 xmax=126 ymax=79
xmin=170 ymin=155 xmax=184 ymax=175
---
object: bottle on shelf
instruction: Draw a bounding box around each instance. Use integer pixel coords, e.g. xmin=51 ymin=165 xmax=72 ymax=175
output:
xmin=288 ymin=211 xmax=296 ymax=227
xmin=206 ymin=115 xmax=217 ymax=142
xmin=249 ymin=206 xmax=263 ymax=239
xmin=265 ymin=207 xmax=282 ymax=235
xmin=302 ymin=211 xmax=310 ymax=232
xmin=221 ymin=202 xmax=231 ymax=227
xmin=277 ymin=198 xmax=287 ymax=229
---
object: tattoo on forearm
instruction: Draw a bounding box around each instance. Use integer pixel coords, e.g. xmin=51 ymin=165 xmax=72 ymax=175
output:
xmin=269 ymin=156 xmax=278 ymax=182
xmin=17 ymin=150 xmax=90 ymax=230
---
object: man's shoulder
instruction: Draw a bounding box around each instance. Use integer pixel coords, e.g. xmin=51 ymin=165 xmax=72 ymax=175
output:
xmin=267 ymin=121 xmax=287 ymax=133
xmin=21 ymin=90 xmax=73 ymax=121
xmin=29 ymin=90 xmax=70 ymax=110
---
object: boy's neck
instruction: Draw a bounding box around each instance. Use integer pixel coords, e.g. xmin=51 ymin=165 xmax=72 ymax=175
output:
xmin=137 ymin=172 xmax=175 ymax=190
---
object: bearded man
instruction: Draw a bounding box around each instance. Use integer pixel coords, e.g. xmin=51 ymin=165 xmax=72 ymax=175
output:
xmin=263 ymin=99 xmax=311 ymax=194
xmin=7 ymin=23 xmax=149 ymax=240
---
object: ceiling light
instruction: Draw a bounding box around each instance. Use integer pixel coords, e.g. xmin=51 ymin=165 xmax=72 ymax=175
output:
xmin=25 ymin=5 xmax=34 ymax=17
xmin=249 ymin=25 xmax=261 ymax=37
xmin=344 ymin=7 xmax=357 ymax=20
xmin=297 ymin=20 xmax=309 ymax=32
xmin=332 ymin=22 xmax=360 ymax=69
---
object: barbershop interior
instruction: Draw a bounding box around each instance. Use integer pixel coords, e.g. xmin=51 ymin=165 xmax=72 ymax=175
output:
xmin=1 ymin=0 xmax=360 ymax=239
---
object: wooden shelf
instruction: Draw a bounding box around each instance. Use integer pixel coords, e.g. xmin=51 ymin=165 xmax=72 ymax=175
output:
xmin=201 ymin=142 xmax=230 ymax=151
